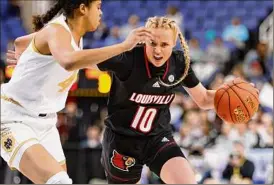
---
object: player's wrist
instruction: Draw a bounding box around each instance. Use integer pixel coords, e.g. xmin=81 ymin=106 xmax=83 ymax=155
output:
xmin=119 ymin=42 xmax=130 ymax=52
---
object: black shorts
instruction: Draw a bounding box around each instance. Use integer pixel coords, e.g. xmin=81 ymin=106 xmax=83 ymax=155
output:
xmin=101 ymin=127 xmax=185 ymax=184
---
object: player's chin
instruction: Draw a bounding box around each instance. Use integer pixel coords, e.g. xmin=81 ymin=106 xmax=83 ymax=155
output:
xmin=90 ymin=25 xmax=99 ymax=31
xmin=89 ymin=21 xmax=100 ymax=31
xmin=151 ymin=60 xmax=165 ymax=67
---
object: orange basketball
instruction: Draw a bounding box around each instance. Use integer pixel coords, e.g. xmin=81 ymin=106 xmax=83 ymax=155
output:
xmin=214 ymin=78 xmax=260 ymax=124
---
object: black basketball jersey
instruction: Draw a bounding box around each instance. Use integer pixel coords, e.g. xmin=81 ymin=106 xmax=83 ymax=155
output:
xmin=97 ymin=46 xmax=199 ymax=136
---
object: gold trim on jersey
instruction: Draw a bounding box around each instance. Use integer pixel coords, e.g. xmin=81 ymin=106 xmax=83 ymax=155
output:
xmin=31 ymin=37 xmax=43 ymax=54
xmin=59 ymin=159 xmax=66 ymax=166
xmin=1 ymin=95 xmax=23 ymax=107
xmin=58 ymin=71 xmax=78 ymax=92
xmin=49 ymin=22 xmax=62 ymax=26
xmin=8 ymin=138 xmax=39 ymax=170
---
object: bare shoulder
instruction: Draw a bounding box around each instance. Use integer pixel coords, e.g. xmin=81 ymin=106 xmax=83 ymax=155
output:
xmin=39 ymin=23 xmax=71 ymax=39
xmin=33 ymin=24 xmax=71 ymax=55
xmin=36 ymin=24 xmax=71 ymax=49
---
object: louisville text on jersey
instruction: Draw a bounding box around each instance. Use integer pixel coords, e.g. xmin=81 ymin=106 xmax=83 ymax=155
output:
xmin=129 ymin=93 xmax=174 ymax=105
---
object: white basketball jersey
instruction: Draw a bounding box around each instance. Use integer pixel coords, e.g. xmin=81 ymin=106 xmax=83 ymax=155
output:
xmin=1 ymin=14 xmax=83 ymax=113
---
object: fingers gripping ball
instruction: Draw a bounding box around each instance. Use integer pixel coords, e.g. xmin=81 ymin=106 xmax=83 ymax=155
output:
xmin=214 ymin=78 xmax=260 ymax=124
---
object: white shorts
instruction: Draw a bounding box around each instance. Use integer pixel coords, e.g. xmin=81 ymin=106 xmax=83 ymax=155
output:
xmin=1 ymin=97 xmax=66 ymax=170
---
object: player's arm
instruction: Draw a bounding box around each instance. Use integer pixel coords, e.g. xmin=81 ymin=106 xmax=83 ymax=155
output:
xmin=180 ymin=65 xmax=216 ymax=110
xmin=46 ymin=24 xmax=152 ymax=71
xmin=184 ymin=83 xmax=216 ymax=110
xmin=96 ymin=51 xmax=134 ymax=80
xmin=86 ymin=50 xmax=133 ymax=71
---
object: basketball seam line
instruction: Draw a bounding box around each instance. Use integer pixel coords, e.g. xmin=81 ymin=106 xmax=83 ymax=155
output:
xmin=228 ymin=86 xmax=251 ymax=119
xmin=226 ymin=91 xmax=234 ymax=124
xmin=216 ymin=81 xmax=255 ymax=123
xmin=216 ymin=88 xmax=227 ymax=113
xmin=215 ymin=82 xmax=247 ymax=110
xmin=233 ymin=82 xmax=259 ymax=102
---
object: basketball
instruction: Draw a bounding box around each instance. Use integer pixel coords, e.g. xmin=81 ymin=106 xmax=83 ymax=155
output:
xmin=214 ymin=78 xmax=260 ymax=124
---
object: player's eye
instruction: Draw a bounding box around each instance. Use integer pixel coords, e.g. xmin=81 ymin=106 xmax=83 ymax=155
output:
xmin=161 ymin=43 xmax=168 ymax=47
xmin=150 ymin=41 xmax=157 ymax=47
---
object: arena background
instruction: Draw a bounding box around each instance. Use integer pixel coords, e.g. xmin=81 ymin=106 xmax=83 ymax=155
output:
xmin=0 ymin=0 xmax=273 ymax=184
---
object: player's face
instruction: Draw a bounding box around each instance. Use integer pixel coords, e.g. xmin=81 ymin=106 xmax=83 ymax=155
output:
xmin=145 ymin=28 xmax=175 ymax=67
xmin=85 ymin=0 xmax=102 ymax=31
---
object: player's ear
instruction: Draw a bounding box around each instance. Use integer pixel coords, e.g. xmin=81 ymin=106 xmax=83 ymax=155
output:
xmin=79 ymin=3 xmax=88 ymax=15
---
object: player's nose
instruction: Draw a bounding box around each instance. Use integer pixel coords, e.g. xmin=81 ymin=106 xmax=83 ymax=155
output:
xmin=154 ymin=47 xmax=161 ymax=54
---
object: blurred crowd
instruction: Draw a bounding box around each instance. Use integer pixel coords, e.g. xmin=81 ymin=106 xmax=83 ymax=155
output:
xmin=0 ymin=0 xmax=273 ymax=184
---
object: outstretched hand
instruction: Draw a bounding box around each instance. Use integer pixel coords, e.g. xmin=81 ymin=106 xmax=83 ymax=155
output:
xmin=122 ymin=27 xmax=154 ymax=51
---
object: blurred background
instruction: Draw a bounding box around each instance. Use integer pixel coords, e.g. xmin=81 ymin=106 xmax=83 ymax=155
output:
xmin=0 ymin=0 xmax=273 ymax=184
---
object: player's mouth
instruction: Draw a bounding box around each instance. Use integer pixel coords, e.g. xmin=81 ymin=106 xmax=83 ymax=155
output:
xmin=153 ymin=55 xmax=163 ymax=61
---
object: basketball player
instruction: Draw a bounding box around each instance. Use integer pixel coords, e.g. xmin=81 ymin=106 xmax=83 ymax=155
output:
xmin=93 ymin=16 xmax=204 ymax=184
xmin=97 ymin=17 xmax=259 ymax=184
xmin=0 ymin=0 xmax=153 ymax=184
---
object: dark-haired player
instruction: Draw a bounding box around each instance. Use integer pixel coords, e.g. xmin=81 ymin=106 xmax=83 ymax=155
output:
xmin=0 ymin=0 xmax=153 ymax=183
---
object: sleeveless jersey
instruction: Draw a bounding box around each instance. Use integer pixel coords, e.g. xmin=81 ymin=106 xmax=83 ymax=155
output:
xmin=1 ymin=14 xmax=83 ymax=113
xmin=98 ymin=46 xmax=200 ymax=136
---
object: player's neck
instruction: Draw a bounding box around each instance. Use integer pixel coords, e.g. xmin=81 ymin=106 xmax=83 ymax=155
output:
xmin=66 ymin=18 xmax=86 ymax=40
xmin=148 ymin=60 xmax=167 ymax=78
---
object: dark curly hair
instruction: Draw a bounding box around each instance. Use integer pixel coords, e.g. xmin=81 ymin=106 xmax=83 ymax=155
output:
xmin=32 ymin=0 xmax=94 ymax=31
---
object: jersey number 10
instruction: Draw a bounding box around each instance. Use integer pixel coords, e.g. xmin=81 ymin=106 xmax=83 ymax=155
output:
xmin=130 ymin=106 xmax=158 ymax=133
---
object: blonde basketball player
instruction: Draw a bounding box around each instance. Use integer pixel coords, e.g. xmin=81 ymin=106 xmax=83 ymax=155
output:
xmin=0 ymin=0 xmax=153 ymax=184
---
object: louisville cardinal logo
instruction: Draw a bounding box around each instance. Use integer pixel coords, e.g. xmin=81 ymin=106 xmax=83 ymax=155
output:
xmin=111 ymin=150 xmax=136 ymax=172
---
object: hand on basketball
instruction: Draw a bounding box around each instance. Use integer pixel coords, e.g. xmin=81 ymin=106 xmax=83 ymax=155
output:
xmin=250 ymin=83 xmax=259 ymax=95
xmin=122 ymin=27 xmax=154 ymax=51
xmin=214 ymin=78 xmax=260 ymax=124
xmin=223 ymin=78 xmax=259 ymax=95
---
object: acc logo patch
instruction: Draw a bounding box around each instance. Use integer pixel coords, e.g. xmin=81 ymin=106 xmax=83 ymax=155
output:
xmin=1 ymin=133 xmax=15 ymax=153
xmin=111 ymin=150 xmax=135 ymax=172
xmin=168 ymin=75 xmax=174 ymax=82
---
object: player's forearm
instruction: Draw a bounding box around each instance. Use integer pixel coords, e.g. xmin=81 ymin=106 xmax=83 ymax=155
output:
xmin=185 ymin=83 xmax=216 ymax=110
xmin=201 ymin=90 xmax=216 ymax=110
xmin=63 ymin=43 xmax=127 ymax=71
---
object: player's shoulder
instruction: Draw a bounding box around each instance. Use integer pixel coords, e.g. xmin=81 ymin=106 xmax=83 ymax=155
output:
xmin=44 ymin=23 xmax=68 ymax=34
xmin=123 ymin=45 xmax=145 ymax=60
xmin=35 ymin=23 xmax=70 ymax=43
xmin=171 ymin=49 xmax=185 ymax=63
xmin=131 ymin=44 xmax=145 ymax=54
xmin=172 ymin=49 xmax=183 ymax=57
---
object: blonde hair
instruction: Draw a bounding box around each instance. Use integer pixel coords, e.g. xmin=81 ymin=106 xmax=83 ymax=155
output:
xmin=145 ymin=16 xmax=190 ymax=87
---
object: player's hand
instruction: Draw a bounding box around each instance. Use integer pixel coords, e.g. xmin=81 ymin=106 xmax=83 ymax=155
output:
xmin=122 ymin=27 xmax=154 ymax=51
xmin=6 ymin=50 xmax=19 ymax=68
xmin=225 ymin=77 xmax=260 ymax=95
xmin=250 ymin=82 xmax=259 ymax=95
